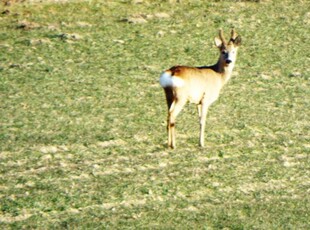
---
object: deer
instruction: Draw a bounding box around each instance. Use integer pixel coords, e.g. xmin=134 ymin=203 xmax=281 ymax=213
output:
xmin=159 ymin=29 xmax=241 ymax=149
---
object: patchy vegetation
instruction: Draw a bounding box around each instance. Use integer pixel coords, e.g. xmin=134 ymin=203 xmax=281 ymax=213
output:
xmin=0 ymin=0 xmax=309 ymax=228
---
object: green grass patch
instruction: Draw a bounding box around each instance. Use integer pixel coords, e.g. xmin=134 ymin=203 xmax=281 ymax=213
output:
xmin=0 ymin=0 xmax=309 ymax=228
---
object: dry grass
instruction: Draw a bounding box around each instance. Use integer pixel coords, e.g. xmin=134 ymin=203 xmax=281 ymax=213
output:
xmin=0 ymin=0 xmax=309 ymax=228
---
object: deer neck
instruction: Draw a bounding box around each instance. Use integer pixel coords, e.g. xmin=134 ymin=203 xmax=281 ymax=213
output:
xmin=213 ymin=57 xmax=235 ymax=84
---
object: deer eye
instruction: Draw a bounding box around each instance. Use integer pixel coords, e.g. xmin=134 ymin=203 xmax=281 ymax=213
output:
xmin=222 ymin=51 xmax=227 ymax=55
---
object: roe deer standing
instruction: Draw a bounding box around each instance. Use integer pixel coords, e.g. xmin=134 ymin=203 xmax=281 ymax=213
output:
xmin=159 ymin=29 xmax=241 ymax=148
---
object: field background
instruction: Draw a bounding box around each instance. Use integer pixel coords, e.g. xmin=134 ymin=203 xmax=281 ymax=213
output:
xmin=0 ymin=0 xmax=309 ymax=228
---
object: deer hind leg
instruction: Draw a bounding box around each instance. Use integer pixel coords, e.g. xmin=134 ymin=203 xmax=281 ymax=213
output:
xmin=197 ymin=104 xmax=202 ymax=119
xmin=167 ymin=97 xmax=187 ymax=149
xmin=164 ymin=87 xmax=175 ymax=148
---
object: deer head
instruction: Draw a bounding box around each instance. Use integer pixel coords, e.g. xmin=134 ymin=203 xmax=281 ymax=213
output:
xmin=214 ymin=29 xmax=242 ymax=66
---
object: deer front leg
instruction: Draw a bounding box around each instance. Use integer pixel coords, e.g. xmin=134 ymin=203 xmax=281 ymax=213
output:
xmin=199 ymin=103 xmax=209 ymax=147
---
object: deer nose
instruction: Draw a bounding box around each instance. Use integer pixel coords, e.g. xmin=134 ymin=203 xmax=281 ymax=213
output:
xmin=226 ymin=59 xmax=232 ymax=64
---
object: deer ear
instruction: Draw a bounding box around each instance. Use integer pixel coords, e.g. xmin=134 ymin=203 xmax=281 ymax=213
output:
xmin=234 ymin=36 xmax=242 ymax=46
xmin=214 ymin=37 xmax=223 ymax=48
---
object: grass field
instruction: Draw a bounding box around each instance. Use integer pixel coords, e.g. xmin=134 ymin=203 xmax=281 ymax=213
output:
xmin=0 ymin=0 xmax=309 ymax=228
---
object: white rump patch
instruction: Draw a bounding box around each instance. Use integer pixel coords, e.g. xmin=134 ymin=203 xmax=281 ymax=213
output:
xmin=159 ymin=71 xmax=185 ymax=88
